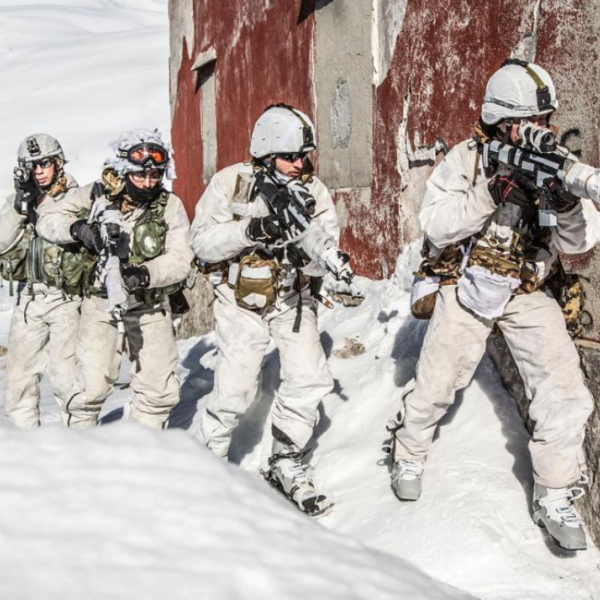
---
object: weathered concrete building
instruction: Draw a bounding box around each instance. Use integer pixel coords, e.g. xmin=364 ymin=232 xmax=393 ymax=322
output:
xmin=169 ymin=0 xmax=600 ymax=544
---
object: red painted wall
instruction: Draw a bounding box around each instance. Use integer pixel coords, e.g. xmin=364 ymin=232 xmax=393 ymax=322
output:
xmin=171 ymin=0 xmax=600 ymax=282
xmin=171 ymin=1 xmax=316 ymax=213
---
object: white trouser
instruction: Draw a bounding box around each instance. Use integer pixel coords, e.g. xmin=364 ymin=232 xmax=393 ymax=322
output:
xmin=65 ymin=296 xmax=180 ymax=429
xmin=4 ymin=284 xmax=82 ymax=428
xmin=395 ymin=286 xmax=593 ymax=488
xmin=197 ymin=284 xmax=334 ymax=458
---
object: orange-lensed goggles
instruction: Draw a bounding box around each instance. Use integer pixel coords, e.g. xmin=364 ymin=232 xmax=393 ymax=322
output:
xmin=118 ymin=143 xmax=168 ymax=168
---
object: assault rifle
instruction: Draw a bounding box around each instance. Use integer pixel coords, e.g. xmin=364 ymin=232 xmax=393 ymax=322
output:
xmin=88 ymin=196 xmax=129 ymax=329
xmin=251 ymin=169 xmax=363 ymax=298
xmin=481 ymin=121 xmax=600 ymax=226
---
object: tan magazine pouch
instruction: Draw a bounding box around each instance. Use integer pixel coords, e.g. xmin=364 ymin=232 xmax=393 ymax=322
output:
xmin=230 ymin=253 xmax=280 ymax=310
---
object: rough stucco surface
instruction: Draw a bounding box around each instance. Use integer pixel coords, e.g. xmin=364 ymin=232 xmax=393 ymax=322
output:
xmin=534 ymin=0 xmax=600 ymax=343
xmin=168 ymin=0 xmax=194 ymax=119
xmin=372 ymin=0 xmax=408 ymax=87
xmin=487 ymin=336 xmax=600 ymax=549
xmin=315 ymin=0 xmax=373 ymax=189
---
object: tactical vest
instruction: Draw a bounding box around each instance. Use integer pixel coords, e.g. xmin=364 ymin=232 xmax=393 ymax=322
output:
xmin=126 ymin=189 xmax=183 ymax=306
xmin=412 ymin=137 xmax=586 ymax=337
xmin=0 ymin=193 xmax=94 ymax=297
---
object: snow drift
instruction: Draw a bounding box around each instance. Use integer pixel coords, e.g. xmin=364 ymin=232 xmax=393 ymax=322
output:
xmin=0 ymin=424 xmax=474 ymax=600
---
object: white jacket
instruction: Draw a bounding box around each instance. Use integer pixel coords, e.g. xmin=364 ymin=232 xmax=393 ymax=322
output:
xmin=36 ymin=183 xmax=193 ymax=291
xmin=421 ymin=139 xmax=600 ymax=281
xmin=191 ymin=162 xmax=340 ymax=277
xmin=0 ymin=173 xmax=79 ymax=253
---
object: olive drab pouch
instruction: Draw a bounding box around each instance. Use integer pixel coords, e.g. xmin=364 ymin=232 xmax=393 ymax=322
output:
xmin=59 ymin=246 xmax=97 ymax=296
xmin=230 ymin=252 xmax=280 ymax=310
xmin=0 ymin=226 xmax=30 ymax=294
xmin=41 ymin=243 xmax=64 ymax=288
xmin=133 ymin=221 xmax=166 ymax=260
xmin=26 ymin=236 xmax=46 ymax=284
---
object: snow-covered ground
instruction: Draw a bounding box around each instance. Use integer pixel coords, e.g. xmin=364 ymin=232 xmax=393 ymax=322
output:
xmin=0 ymin=2 xmax=599 ymax=599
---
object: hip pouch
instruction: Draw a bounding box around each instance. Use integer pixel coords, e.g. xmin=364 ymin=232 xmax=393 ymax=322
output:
xmin=229 ymin=252 xmax=280 ymax=311
xmin=410 ymin=275 xmax=441 ymax=320
xmin=457 ymin=265 xmax=521 ymax=319
xmin=0 ymin=229 xmax=29 ymax=289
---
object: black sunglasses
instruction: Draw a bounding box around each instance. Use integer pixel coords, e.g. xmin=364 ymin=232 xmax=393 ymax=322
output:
xmin=277 ymin=151 xmax=309 ymax=163
xmin=28 ymin=158 xmax=55 ymax=169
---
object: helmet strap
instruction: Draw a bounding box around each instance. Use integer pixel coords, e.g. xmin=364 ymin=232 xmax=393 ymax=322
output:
xmin=502 ymin=118 xmax=514 ymax=143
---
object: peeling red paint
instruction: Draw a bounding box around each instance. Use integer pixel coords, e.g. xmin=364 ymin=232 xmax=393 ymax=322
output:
xmin=171 ymin=41 xmax=204 ymax=215
xmin=170 ymin=0 xmax=600 ymax=313
xmin=171 ymin=2 xmax=316 ymax=214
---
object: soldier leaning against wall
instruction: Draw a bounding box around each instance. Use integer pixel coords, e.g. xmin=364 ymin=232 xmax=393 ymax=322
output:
xmin=388 ymin=59 xmax=600 ymax=552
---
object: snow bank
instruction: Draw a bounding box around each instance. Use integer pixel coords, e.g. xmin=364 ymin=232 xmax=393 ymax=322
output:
xmin=1 ymin=2 xmax=599 ymax=600
xmin=0 ymin=424 xmax=474 ymax=600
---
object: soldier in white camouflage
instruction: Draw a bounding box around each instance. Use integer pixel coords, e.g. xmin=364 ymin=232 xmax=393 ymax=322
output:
xmin=389 ymin=60 xmax=600 ymax=551
xmin=1 ymin=134 xmax=84 ymax=427
xmin=36 ymin=128 xmax=193 ymax=430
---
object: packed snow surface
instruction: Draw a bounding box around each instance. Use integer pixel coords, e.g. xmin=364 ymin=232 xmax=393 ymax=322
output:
xmin=0 ymin=2 xmax=599 ymax=599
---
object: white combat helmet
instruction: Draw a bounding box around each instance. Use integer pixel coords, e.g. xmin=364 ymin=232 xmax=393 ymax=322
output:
xmin=17 ymin=133 xmax=66 ymax=165
xmin=104 ymin=128 xmax=176 ymax=180
xmin=250 ymin=104 xmax=317 ymax=158
xmin=481 ymin=59 xmax=558 ymax=125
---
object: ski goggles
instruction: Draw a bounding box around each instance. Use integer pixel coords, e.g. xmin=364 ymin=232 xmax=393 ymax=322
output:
xmin=277 ymin=151 xmax=309 ymax=163
xmin=118 ymin=143 xmax=169 ymax=168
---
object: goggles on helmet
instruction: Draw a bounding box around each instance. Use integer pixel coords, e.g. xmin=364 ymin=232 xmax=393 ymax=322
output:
xmin=118 ymin=143 xmax=168 ymax=168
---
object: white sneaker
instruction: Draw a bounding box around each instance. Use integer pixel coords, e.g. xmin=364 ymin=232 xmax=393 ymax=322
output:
xmin=533 ymin=482 xmax=587 ymax=551
xmin=391 ymin=459 xmax=424 ymax=501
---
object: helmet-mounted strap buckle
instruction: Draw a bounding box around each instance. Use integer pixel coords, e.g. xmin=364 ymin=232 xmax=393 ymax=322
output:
xmin=500 ymin=57 xmax=552 ymax=113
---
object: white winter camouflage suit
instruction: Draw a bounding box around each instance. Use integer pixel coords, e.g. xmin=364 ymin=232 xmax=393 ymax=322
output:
xmin=1 ymin=174 xmax=82 ymax=428
xmin=395 ymin=139 xmax=600 ymax=489
xmin=36 ymin=183 xmax=193 ymax=429
xmin=192 ymin=162 xmax=337 ymax=458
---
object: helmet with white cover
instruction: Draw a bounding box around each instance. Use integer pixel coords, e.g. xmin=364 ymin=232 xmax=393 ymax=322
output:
xmin=105 ymin=128 xmax=176 ymax=180
xmin=250 ymin=104 xmax=316 ymax=158
xmin=481 ymin=59 xmax=558 ymax=125
xmin=17 ymin=133 xmax=66 ymax=166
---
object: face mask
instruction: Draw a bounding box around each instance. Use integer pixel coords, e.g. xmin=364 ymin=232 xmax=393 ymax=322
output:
xmin=125 ymin=176 xmax=163 ymax=203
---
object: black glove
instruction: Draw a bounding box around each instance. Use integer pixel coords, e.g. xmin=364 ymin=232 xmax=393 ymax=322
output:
xmin=13 ymin=176 xmax=40 ymax=215
xmin=488 ymin=172 xmax=537 ymax=208
xmin=121 ymin=264 xmax=150 ymax=292
xmin=70 ymin=220 xmax=102 ymax=254
xmin=542 ymin=177 xmax=580 ymax=213
xmin=246 ymin=214 xmax=283 ymax=244
xmin=286 ymin=243 xmax=311 ymax=268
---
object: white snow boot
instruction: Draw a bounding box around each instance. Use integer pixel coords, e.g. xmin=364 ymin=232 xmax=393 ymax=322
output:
xmin=262 ymin=437 xmax=333 ymax=518
xmin=533 ymin=482 xmax=587 ymax=551
xmin=391 ymin=459 xmax=424 ymax=501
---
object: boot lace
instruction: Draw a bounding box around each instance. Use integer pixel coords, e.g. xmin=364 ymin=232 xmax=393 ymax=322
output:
xmin=269 ymin=448 xmax=313 ymax=484
xmin=538 ymin=486 xmax=585 ymax=527
xmin=394 ymin=460 xmax=423 ymax=481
